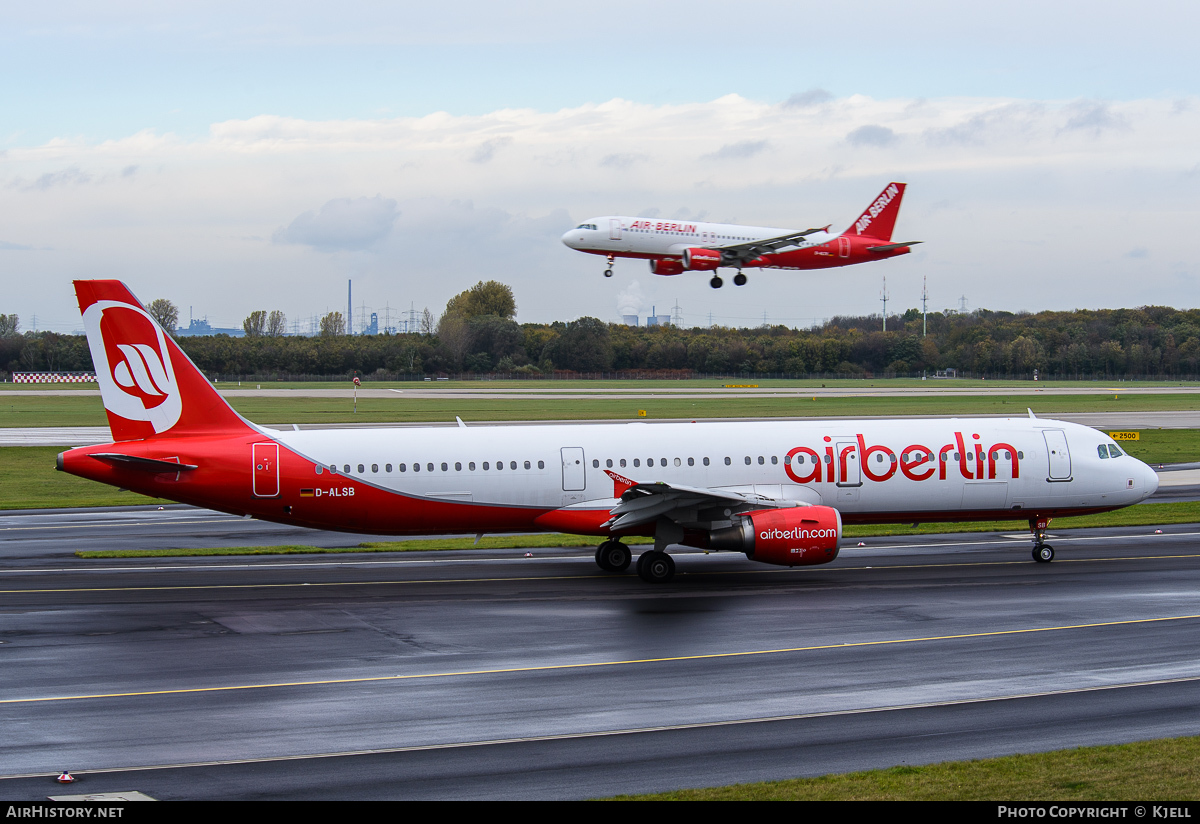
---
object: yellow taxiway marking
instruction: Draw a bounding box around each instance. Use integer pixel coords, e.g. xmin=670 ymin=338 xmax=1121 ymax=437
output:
xmin=3 ymin=671 xmax=1199 ymax=781
xmin=2 ymin=613 xmax=1198 ymax=706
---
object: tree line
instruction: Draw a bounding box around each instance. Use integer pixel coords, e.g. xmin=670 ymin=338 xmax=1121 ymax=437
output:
xmin=4 ymin=290 xmax=1200 ymax=380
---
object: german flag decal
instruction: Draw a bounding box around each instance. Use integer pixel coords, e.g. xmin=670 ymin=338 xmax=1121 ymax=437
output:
xmin=300 ymin=489 xmax=315 ymax=497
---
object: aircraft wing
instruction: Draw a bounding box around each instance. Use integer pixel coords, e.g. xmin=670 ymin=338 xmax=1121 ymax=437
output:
xmin=603 ymin=481 xmax=804 ymax=532
xmin=867 ymin=241 xmax=922 ymax=253
xmin=709 ymin=226 xmax=828 ymax=264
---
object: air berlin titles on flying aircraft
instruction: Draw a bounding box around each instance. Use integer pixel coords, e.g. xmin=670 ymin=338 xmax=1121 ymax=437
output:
xmin=561 ymin=182 xmax=922 ymax=288
xmin=58 ymin=280 xmax=1157 ymax=583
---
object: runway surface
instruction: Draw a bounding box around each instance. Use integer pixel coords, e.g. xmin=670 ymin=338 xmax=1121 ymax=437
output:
xmin=3 ymin=508 xmax=1200 ymax=799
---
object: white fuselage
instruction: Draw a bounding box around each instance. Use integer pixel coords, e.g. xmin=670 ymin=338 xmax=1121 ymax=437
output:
xmin=561 ymin=217 xmax=834 ymax=257
xmin=272 ymin=417 xmax=1158 ymax=520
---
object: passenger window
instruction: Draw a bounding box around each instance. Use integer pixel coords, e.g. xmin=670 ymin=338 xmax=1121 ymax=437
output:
xmin=593 ymin=459 xmax=599 ymax=468
xmin=371 ymin=464 xmax=378 ymax=473
xmin=771 ymin=456 xmax=778 ymax=465
xmin=316 ymin=465 xmax=324 ymax=474
xmin=674 ymin=458 xmax=681 ymax=467
xmin=344 ymin=464 xmax=351 ymax=473
xmin=1018 ymin=451 xmax=1024 ymax=459
xmin=497 ymin=461 xmax=504 ymax=470
xmin=633 ymin=459 xmax=640 ymax=467
xmin=456 ymin=462 xmax=462 ymax=471
xmin=469 ymin=462 xmax=476 ymax=470
xmin=358 ymin=464 xmax=364 ymax=473
xmin=538 ymin=460 xmax=545 ymax=469
xmin=524 ymin=461 xmax=531 ymax=469
xmin=441 ymin=462 xmax=448 ymax=471
xmin=758 ymin=456 xmax=765 ymax=465
xmin=413 ymin=463 xmax=420 ymax=472
xmin=744 ymin=456 xmax=751 ymax=465
xmin=398 ymin=463 xmax=406 ymax=472
xmin=659 ymin=458 xmax=666 ymax=467
xmin=510 ymin=461 xmax=517 ymax=470
xmin=703 ymin=457 xmax=710 ymax=466
xmin=606 ymin=459 xmax=613 ymax=468
xmin=687 ymin=457 xmax=694 ymax=466
xmin=824 ymin=454 xmax=831 ymax=464
xmin=386 ymin=463 xmax=392 ymax=472
xmin=483 ymin=462 xmax=489 ymax=470
xmin=725 ymin=457 xmax=731 ymax=465
xmin=620 ymin=459 xmax=627 ymax=468
xmin=427 ymin=463 xmax=434 ymax=472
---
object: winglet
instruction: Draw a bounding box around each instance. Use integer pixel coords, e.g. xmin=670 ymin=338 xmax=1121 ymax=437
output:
xmin=1028 ymin=408 xmax=1036 ymax=419
xmin=604 ymin=469 xmax=637 ymax=498
xmin=456 ymin=416 xmax=467 ymax=428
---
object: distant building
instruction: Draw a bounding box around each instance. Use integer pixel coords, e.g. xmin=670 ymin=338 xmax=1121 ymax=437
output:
xmin=621 ymin=314 xmax=639 ymax=327
xmin=176 ymin=317 xmax=244 ymax=337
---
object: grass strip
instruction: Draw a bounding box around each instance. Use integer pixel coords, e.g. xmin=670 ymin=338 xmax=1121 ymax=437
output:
xmin=611 ymin=735 xmax=1200 ymax=800
xmin=74 ymin=503 xmax=1200 ymax=558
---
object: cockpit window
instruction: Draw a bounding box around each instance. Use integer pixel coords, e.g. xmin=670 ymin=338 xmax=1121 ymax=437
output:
xmin=1108 ymin=444 xmax=1123 ymax=458
xmin=576 ymin=223 xmax=598 ymax=230
xmin=1097 ymin=445 xmax=1110 ymax=459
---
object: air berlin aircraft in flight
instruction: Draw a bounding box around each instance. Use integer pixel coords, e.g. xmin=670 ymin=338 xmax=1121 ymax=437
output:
xmin=59 ymin=280 xmax=1157 ymax=582
xmin=561 ymin=182 xmax=921 ymax=288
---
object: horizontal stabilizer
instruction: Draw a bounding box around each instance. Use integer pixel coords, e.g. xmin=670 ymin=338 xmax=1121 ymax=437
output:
xmin=867 ymin=241 xmax=922 ymax=253
xmin=89 ymin=453 xmax=198 ymax=472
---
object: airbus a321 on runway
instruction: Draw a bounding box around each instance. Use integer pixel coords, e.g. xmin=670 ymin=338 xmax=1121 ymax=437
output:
xmin=60 ymin=280 xmax=1157 ymax=582
xmin=561 ymin=182 xmax=920 ymax=287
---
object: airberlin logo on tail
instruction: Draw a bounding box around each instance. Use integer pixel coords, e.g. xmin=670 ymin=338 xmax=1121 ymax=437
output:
xmin=854 ymin=183 xmax=900 ymax=235
xmin=82 ymin=300 xmax=182 ymax=434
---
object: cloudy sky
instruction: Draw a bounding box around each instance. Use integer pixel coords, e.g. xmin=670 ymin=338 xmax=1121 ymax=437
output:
xmin=2 ymin=1 xmax=1198 ymax=332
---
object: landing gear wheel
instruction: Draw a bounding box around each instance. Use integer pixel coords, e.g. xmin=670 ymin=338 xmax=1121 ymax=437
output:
xmin=595 ymin=540 xmax=631 ymax=572
xmin=710 ymin=276 xmax=724 ymax=289
xmin=1033 ymin=545 xmax=1055 ymax=563
xmin=603 ymin=269 xmax=613 ymax=278
xmin=733 ymin=272 xmax=747 ymax=286
xmin=637 ymin=550 xmax=675 ymax=583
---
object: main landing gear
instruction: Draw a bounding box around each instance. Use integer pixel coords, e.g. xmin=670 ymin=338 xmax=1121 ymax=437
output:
xmin=1029 ymin=517 xmax=1054 ymax=562
xmin=712 ymin=271 xmax=748 ymax=289
xmin=636 ymin=550 xmax=675 ymax=583
xmin=604 ymin=255 xmax=615 ymax=278
xmin=594 ymin=540 xmax=676 ymax=582
xmin=595 ymin=539 xmax=631 ymax=572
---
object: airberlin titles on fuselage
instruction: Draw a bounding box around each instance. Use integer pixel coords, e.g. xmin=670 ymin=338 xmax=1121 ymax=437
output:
xmin=783 ymin=432 xmax=1022 ymax=486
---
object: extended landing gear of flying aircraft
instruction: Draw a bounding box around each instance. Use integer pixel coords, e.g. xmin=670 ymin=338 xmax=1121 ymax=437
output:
xmin=604 ymin=255 xmax=615 ymax=278
xmin=595 ymin=540 xmax=631 ymax=572
xmin=636 ymin=550 xmax=676 ymax=583
xmin=1029 ymin=517 xmax=1054 ymax=563
xmin=710 ymin=275 xmax=723 ymax=289
xmin=733 ymin=271 xmax=747 ymax=286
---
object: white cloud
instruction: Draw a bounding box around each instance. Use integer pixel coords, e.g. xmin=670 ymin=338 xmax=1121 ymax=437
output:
xmin=274 ymin=196 xmax=399 ymax=251
xmin=3 ymin=92 xmax=1200 ymax=330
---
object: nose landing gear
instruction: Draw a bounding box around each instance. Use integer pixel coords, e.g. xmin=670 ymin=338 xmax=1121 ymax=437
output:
xmin=604 ymin=255 xmax=615 ymax=278
xmin=1029 ymin=517 xmax=1054 ymax=562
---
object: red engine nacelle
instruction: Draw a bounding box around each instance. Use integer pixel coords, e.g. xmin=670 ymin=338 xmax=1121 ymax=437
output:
xmin=682 ymin=247 xmax=722 ymax=270
xmin=649 ymin=258 xmax=685 ymax=276
xmin=708 ymin=506 xmax=842 ymax=566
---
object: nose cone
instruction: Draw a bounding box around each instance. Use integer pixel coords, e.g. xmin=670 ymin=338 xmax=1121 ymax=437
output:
xmin=1143 ymin=461 xmax=1160 ymax=498
xmin=561 ymin=230 xmax=582 ymax=249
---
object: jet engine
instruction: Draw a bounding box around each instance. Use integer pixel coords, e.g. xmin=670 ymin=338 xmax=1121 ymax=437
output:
xmin=707 ymin=506 xmax=842 ymax=566
xmin=682 ymin=248 xmax=722 ymax=270
xmin=649 ymin=258 xmax=685 ymax=276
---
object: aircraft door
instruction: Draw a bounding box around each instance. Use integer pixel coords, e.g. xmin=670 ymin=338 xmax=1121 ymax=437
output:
xmin=252 ymin=442 xmax=280 ymax=497
xmin=833 ymin=439 xmax=860 ymax=504
xmin=1043 ymin=430 xmax=1072 ymax=480
xmin=838 ymin=236 xmax=851 ymax=258
xmin=561 ymin=447 xmax=586 ymax=491
xmin=609 ymin=219 xmax=622 ymax=241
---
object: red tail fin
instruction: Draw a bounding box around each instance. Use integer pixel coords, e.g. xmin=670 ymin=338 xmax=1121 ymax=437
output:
xmin=846 ymin=182 xmax=907 ymax=241
xmin=75 ymin=280 xmax=254 ymax=442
